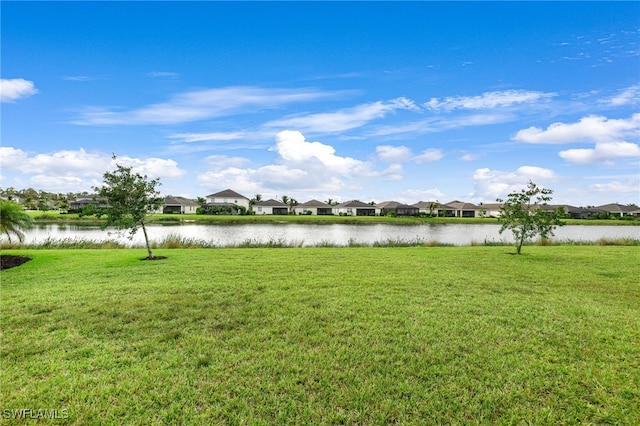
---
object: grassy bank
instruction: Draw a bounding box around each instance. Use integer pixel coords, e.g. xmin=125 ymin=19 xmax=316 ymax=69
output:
xmin=27 ymin=210 xmax=639 ymax=226
xmin=1 ymin=247 xmax=639 ymax=424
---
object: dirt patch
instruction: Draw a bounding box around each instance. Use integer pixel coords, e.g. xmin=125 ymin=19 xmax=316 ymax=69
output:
xmin=0 ymin=255 xmax=32 ymax=270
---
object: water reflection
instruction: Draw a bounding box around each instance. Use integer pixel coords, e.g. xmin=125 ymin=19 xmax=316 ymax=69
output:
xmin=23 ymin=223 xmax=640 ymax=247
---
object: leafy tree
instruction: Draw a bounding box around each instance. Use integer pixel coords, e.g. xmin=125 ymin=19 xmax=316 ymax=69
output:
xmin=497 ymin=181 xmax=565 ymax=255
xmin=0 ymin=200 xmax=34 ymax=243
xmin=92 ymin=160 xmax=163 ymax=259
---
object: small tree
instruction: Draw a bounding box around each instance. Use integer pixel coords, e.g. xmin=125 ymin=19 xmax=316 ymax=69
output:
xmin=0 ymin=200 xmax=34 ymax=243
xmin=93 ymin=160 xmax=163 ymax=259
xmin=497 ymin=181 xmax=565 ymax=255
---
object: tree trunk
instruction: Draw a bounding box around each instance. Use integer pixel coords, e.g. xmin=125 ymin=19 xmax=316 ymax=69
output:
xmin=141 ymin=222 xmax=154 ymax=259
xmin=516 ymin=235 xmax=525 ymax=255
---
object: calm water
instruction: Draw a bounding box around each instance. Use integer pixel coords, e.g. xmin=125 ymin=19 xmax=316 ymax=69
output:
xmin=23 ymin=223 xmax=640 ymax=247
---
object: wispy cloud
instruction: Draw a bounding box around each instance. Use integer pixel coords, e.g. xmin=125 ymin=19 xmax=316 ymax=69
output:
xmin=169 ymin=131 xmax=248 ymax=143
xmin=425 ymin=90 xmax=556 ymax=112
xmin=0 ymin=78 xmax=38 ymax=102
xmin=71 ymin=86 xmax=341 ymax=125
xmin=600 ymin=84 xmax=640 ymax=107
xmin=147 ymin=71 xmax=180 ymax=79
xmin=62 ymin=75 xmax=104 ymax=82
xmin=264 ymin=97 xmax=420 ymax=133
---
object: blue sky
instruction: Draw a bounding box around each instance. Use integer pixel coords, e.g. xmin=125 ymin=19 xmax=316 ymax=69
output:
xmin=2 ymin=1 xmax=639 ymax=206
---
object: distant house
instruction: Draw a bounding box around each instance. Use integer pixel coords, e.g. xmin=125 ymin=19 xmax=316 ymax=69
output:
xmin=69 ymin=196 xmax=108 ymax=213
xmin=442 ymin=201 xmax=479 ymax=218
xmin=595 ymin=203 xmax=639 ymax=218
xmin=333 ymin=200 xmax=376 ymax=216
xmin=412 ymin=201 xmax=442 ymax=216
xmin=160 ymin=196 xmax=198 ymax=214
xmin=205 ymin=189 xmax=250 ymax=211
xmin=293 ymin=199 xmax=333 ymax=215
xmin=477 ymin=203 xmax=503 ymax=218
xmin=376 ymin=201 xmax=419 ymax=216
xmin=253 ymin=199 xmax=289 ymax=215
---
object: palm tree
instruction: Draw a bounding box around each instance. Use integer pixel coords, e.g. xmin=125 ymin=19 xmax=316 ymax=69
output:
xmin=0 ymin=200 xmax=34 ymax=243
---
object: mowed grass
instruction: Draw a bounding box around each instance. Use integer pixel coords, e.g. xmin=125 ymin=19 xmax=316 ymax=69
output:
xmin=1 ymin=246 xmax=639 ymax=424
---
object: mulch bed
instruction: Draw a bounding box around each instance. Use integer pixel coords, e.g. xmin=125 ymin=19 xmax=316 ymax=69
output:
xmin=0 ymin=255 xmax=32 ymax=270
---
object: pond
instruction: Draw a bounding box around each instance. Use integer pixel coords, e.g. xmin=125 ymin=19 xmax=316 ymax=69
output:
xmin=23 ymin=223 xmax=640 ymax=247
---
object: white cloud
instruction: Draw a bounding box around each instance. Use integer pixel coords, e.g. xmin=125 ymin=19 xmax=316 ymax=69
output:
xmin=459 ymin=152 xmax=480 ymax=161
xmin=147 ymin=71 xmax=179 ymax=79
xmin=0 ymin=147 xmax=186 ymax=192
xmin=601 ymin=84 xmax=640 ymax=107
xmin=425 ymin=90 xmax=555 ymax=112
xmin=203 ymin=155 xmax=250 ymax=169
xmin=402 ymin=188 xmax=445 ymax=201
xmin=376 ymin=145 xmax=413 ymax=163
xmin=472 ymin=166 xmax=558 ymax=201
xmin=513 ymin=114 xmax=640 ymax=165
xmin=272 ymin=130 xmax=368 ymax=175
xmin=368 ymin=113 xmax=511 ymax=138
xmin=197 ymin=131 xmax=389 ymax=196
xmin=559 ymin=141 xmax=640 ymax=165
xmin=0 ymin=147 xmax=29 ymax=167
xmin=0 ymin=78 xmax=38 ymax=102
xmin=513 ymin=114 xmax=640 ymax=144
xmin=169 ymin=131 xmax=247 ymax=143
xmin=588 ymin=179 xmax=640 ymax=194
xmin=116 ymin=157 xmax=186 ymax=179
xmin=265 ymin=97 xmax=420 ymax=133
xmin=376 ymin=145 xmax=443 ymax=164
xmin=415 ymin=148 xmax=444 ymax=163
xmin=72 ymin=86 xmax=338 ymax=125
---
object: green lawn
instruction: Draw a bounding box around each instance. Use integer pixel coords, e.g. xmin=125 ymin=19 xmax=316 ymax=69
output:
xmin=1 ymin=246 xmax=639 ymax=424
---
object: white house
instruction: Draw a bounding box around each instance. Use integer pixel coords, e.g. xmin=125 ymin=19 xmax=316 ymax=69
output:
xmin=253 ymin=199 xmax=289 ymax=215
xmin=293 ymin=199 xmax=333 ymax=215
xmin=333 ymin=200 xmax=376 ymax=216
xmin=160 ymin=196 xmax=198 ymax=214
xmin=205 ymin=189 xmax=250 ymax=210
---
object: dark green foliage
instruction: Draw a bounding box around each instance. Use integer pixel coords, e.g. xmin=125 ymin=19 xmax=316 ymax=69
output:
xmin=497 ymin=181 xmax=565 ymax=254
xmin=92 ymin=160 xmax=162 ymax=259
xmin=0 ymin=200 xmax=34 ymax=242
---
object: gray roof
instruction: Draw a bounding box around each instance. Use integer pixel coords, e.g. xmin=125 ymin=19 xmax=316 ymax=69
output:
xmin=377 ymin=201 xmax=417 ymax=209
xmin=412 ymin=201 xmax=441 ymax=208
xmin=595 ymin=203 xmax=638 ymax=213
xmin=444 ymin=200 xmax=479 ymax=210
xmin=297 ymin=199 xmax=331 ymax=208
xmin=254 ymin=199 xmax=287 ymax=207
xmin=206 ymin=189 xmax=249 ymax=200
xmin=335 ymin=200 xmax=375 ymax=208
xmin=164 ymin=196 xmax=198 ymax=206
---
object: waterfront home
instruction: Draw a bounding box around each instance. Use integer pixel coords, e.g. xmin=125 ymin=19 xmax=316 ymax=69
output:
xmin=69 ymin=196 xmax=108 ymax=213
xmin=376 ymin=201 xmax=419 ymax=216
xmin=159 ymin=196 xmax=198 ymax=214
xmin=293 ymin=199 xmax=333 ymax=215
xmin=253 ymin=199 xmax=289 ymax=215
xmin=205 ymin=189 xmax=250 ymax=211
xmin=333 ymin=200 xmax=376 ymax=216
xmin=596 ymin=203 xmax=639 ymax=217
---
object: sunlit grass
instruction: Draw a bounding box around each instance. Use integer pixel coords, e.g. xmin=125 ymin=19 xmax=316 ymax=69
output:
xmin=1 ymin=246 xmax=638 ymax=424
